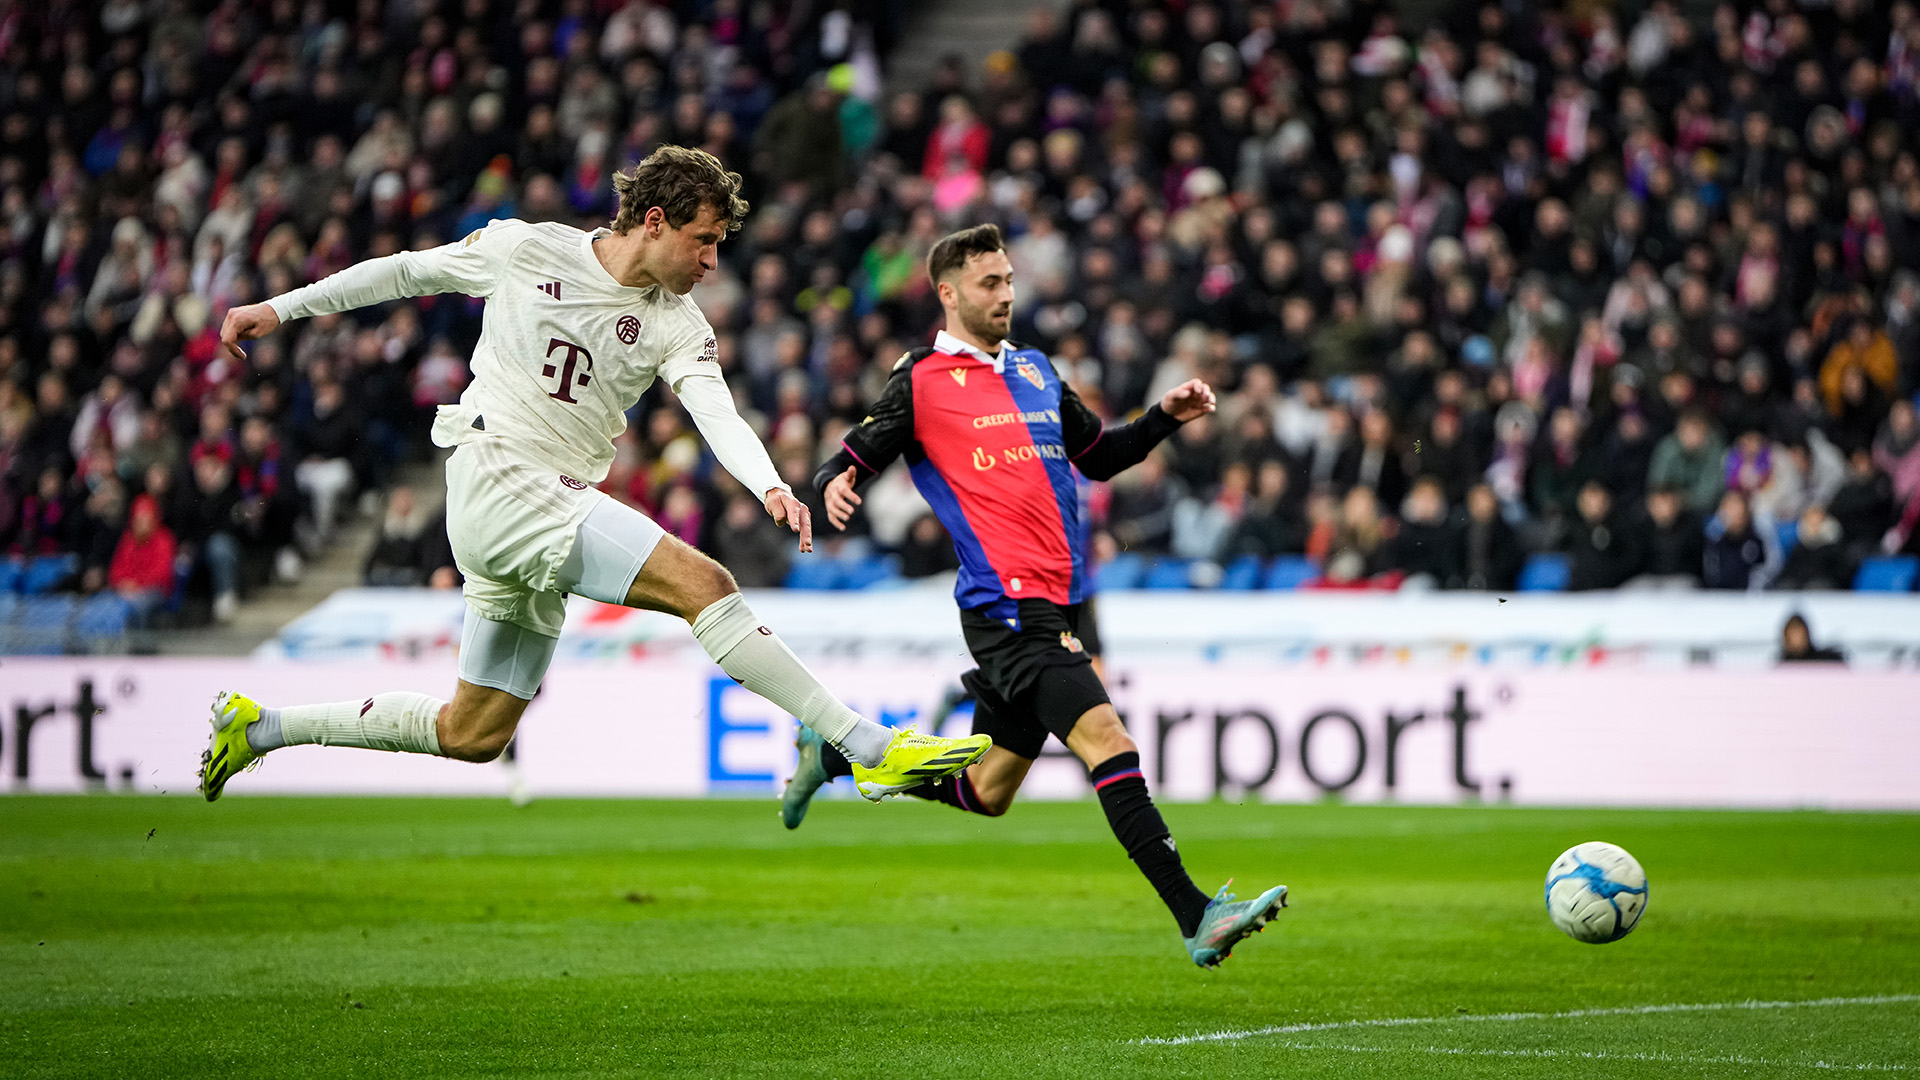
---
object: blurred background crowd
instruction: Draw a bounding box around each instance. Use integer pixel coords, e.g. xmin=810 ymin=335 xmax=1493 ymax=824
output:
xmin=4 ymin=0 xmax=1920 ymax=628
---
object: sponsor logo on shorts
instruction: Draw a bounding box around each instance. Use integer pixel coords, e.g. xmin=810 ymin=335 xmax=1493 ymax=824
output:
xmin=1059 ymin=632 xmax=1084 ymax=654
xmin=616 ymin=315 xmax=641 ymax=344
xmin=559 ymin=475 xmax=588 ymax=490
xmin=757 ymin=626 xmax=771 ymax=636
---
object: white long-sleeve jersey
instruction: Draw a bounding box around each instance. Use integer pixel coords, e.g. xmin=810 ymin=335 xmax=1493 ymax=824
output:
xmin=264 ymin=217 xmax=786 ymax=497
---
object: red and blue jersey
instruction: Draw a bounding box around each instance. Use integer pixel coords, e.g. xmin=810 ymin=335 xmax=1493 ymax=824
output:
xmin=822 ymin=341 xmax=1181 ymax=621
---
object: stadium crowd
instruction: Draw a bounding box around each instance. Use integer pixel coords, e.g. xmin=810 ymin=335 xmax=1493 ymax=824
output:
xmin=3 ymin=0 xmax=1920 ymax=628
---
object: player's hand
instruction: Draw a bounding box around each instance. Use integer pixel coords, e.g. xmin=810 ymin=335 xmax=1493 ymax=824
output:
xmin=1161 ymin=378 xmax=1216 ymax=422
xmin=822 ymin=466 xmax=861 ymax=531
xmin=764 ymin=487 xmax=814 ymax=553
xmin=219 ymin=302 xmax=281 ymax=362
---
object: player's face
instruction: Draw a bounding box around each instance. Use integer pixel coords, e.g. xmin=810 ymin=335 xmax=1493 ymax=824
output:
xmin=952 ymin=250 xmax=1015 ymax=344
xmin=651 ymin=203 xmax=729 ymax=294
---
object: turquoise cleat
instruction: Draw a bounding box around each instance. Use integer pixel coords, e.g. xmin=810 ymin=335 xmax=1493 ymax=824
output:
xmin=780 ymin=725 xmax=831 ymax=830
xmin=1183 ymin=881 xmax=1288 ymax=968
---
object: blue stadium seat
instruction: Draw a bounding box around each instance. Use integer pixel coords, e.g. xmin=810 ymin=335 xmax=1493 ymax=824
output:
xmin=13 ymin=594 xmax=75 ymax=654
xmin=1142 ymin=559 xmax=1193 ymax=589
xmin=1263 ymin=555 xmax=1320 ymax=590
xmin=0 ymin=558 xmax=20 ymax=592
xmin=1219 ymin=554 xmax=1264 ymax=590
xmin=1518 ymin=553 xmax=1572 ymax=592
xmin=1853 ymin=556 xmax=1919 ymax=593
xmin=840 ymin=555 xmax=903 ymax=590
xmin=1094 ymin=552 xmax=1147 ymax=590
xmin=20 ymin=554 xmax=79 ymax=595
xmin=1776 ymin=520 xmax=1799 ymax=557
xmin=783 ymin=559 xmax=843 ymax=590
xmin=74 ymin=593 xmax=134 ymax=649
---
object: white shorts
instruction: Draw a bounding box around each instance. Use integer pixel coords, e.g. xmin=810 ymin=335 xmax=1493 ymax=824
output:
xmin=445 ymin=438 xmax=665 ymax=638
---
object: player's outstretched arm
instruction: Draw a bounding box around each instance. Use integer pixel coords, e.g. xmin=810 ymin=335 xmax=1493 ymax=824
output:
xmin=1062 ymin=376 xmax=1214 ymax=481
xmin=674 ymin=373 xmax=811 ymax=551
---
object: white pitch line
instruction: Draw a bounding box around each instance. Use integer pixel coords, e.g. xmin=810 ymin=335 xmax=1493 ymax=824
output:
xmin=1249 ymin=1041 xmax=1910 ymax=1072
xmin=1133 ymin=993 xmax=1920 ymax=1047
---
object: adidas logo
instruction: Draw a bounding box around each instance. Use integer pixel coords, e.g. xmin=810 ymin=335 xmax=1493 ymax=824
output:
xmin=536 ymin=281 xmax=562 ymax=300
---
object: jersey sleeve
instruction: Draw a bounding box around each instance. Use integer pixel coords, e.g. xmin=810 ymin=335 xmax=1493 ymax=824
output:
xmin=1057 ymin=369 xmax=1183 ymax=482
xmin=673 ymin=371 xmax=789 ymax=498
xmin=267 ymin=218 xmax=526 ymax=322
xmin=658 ymin=304 xmax=722 ymax=390
xmin=833 ymin=356 xmax=918 ymax=483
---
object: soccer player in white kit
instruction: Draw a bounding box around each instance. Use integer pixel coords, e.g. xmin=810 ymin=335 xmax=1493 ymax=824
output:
xmin=196 ymin=146 xmax=990 ymax=802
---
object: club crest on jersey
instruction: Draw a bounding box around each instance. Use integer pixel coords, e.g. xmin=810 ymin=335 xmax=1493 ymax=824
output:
xmin=616 ymin=315 xmax=640 ymax=344
xmin=1059 ymin=632 xmax=1084 ymax=654
xmin=1015 ymin=361 xmax=1045 ymax=390
xmin=949 ymin=368 xmax=967 ymax=387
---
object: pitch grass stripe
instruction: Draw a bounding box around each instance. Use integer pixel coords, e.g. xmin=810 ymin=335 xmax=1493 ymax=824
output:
xmin=1133 ymin=993 xmax=1920 ymax=1047
xmin=1249 ymin=1040 xmax=1910 ymax=1072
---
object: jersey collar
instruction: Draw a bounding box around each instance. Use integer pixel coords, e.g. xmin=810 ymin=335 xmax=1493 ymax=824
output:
xmin=934 ymin=329 xmax=1007 ymax=374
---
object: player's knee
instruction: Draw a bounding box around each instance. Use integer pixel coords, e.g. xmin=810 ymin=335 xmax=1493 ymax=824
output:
xmin=677 ymin=553 xmax=739 ymax=617
xmin=1075 ymin=709 xmax=1136 ymax=762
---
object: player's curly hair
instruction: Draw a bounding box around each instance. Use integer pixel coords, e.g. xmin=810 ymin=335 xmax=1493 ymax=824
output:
xmin=610 ymin=146 xmax=749 ymax=235
xmin=927 ymin=223 xmax=1006 ymax=286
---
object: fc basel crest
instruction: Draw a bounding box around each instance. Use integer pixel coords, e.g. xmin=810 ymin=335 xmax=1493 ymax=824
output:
xmin=1015 ymin=361 xmax=1045 ymax=389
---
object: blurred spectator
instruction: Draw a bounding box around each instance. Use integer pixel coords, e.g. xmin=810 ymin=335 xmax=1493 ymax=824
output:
xmin=1771 ymin=505 xmax=1853 ymax=591
xmin=108 ymin=493 xmax=174 ymax=626
xmin=1108 ymin=450 xmax=1182 ymax=555
xmin=1449 ymin=483 xmax=1522 ymax=591
xmin=1778 ymin=613 xmax=1846 ymax=664
xmin=1702 ymin=490 xmax=1767 ymax=591
xmin=1380 ymin=477 xmax=1454 ymax=585
xmin=1223 ymin=459 xmax=1307 ymax=559
xmin=898 ymin=513 xmax=959 ymax=579
xmin=1625 ymin=488 xmax=1703 ymax=590
xmin=1648 ymin=410 xmax=1728 ymax=515
xmin=362 ymin=486 xmax=454 ymax=588
xmin=711 ymin=489 xmax=792 ymax=588
xmin=1567 ymin=481 xmax=1640 ymax=591
xmin=178 ymin=453 xmax=242 ymax=622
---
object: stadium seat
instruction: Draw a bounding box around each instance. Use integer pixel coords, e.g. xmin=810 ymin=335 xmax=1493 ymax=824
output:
xmin=20 ymin=554 xmax=79 ymax=595
xmin=1776 ymin=520 xmax=1799 ymax=557
xmin=1853 ymin=556 xmax=1919 ymax=593
xmin=1219 ymin=554 xmax=1264 ymax=590
xmin=840 ymin=555 xmax=903 ymax=590
xmin=783 ymin=559 xmax=843 ymax=590
xmin=74 ymin=593 xmax=135 ymax=650
xmin=14 ymin=594 xmax=75 ymax=654
xmin=0 ymin=558 xmax=20 ymax=592
xmin=1094 ymin=552 xmax=1146 ymax=590
xmin=1143 ymin=559 xmax=1193 ymax=589
xmin=1518 ymin=553 xmax=1572 ymax=592
xmin=1263 ymin=556 xmax=1320 ymax=591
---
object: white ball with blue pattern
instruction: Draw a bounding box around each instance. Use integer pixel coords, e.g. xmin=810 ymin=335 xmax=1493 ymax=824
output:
xmin=1545 ymin=841 xmax=1649 ymax=943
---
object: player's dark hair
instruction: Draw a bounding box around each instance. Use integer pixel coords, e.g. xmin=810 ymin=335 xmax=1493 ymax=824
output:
xmin=610 ymin=146 xmax=749 ymax=235
xmin=926 ymin=223 xmax=1006 ymax=287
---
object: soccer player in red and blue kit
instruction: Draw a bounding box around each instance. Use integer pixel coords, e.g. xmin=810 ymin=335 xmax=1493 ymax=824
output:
xmin=787 ymin=224 xmax=1286 ymax=967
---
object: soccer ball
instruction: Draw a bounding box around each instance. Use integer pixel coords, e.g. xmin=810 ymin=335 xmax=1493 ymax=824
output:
xmin=1544 ymin=841 xmax=1649 ymax=944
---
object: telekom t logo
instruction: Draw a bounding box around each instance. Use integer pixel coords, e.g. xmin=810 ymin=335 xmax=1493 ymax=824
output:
xmin=542 ymin=337 xmax=593 ymax=403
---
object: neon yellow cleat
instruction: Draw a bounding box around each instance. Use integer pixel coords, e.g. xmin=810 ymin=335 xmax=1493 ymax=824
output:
xmin=849 ymin=728 xmax=991 ymax=801
xmin=198 ymin=690 xmax=265 ymax=802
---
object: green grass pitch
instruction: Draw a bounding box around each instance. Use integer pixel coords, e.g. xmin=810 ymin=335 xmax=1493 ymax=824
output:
xmin=3 ymin=794 xmax=1917 ymax=1077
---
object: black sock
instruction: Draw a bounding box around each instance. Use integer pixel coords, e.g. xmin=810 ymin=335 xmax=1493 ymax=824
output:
xmin=820 ymin=742 xmax=854 ymax=779
xmin=1091 ymin=752 xmax=1211 ymax=937
xmin=905 ymin=770 xmax=993 ymax=815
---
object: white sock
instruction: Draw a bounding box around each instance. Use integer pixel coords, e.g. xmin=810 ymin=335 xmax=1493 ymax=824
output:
xmin=278 ymin=692 xmax=447 ymax=755
xmin=690 ymin=593 xmax=893 ymax=768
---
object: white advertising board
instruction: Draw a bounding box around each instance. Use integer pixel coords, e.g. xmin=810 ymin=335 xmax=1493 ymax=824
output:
xmin=2 ymin=657 xmax=1915 ymax=809
xmin=256 ymin=586 xmax=1920 ymax=668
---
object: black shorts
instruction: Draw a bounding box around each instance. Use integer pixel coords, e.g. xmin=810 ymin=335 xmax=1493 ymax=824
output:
xmin=958 ymin=598 xmax=1110 ymax=760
